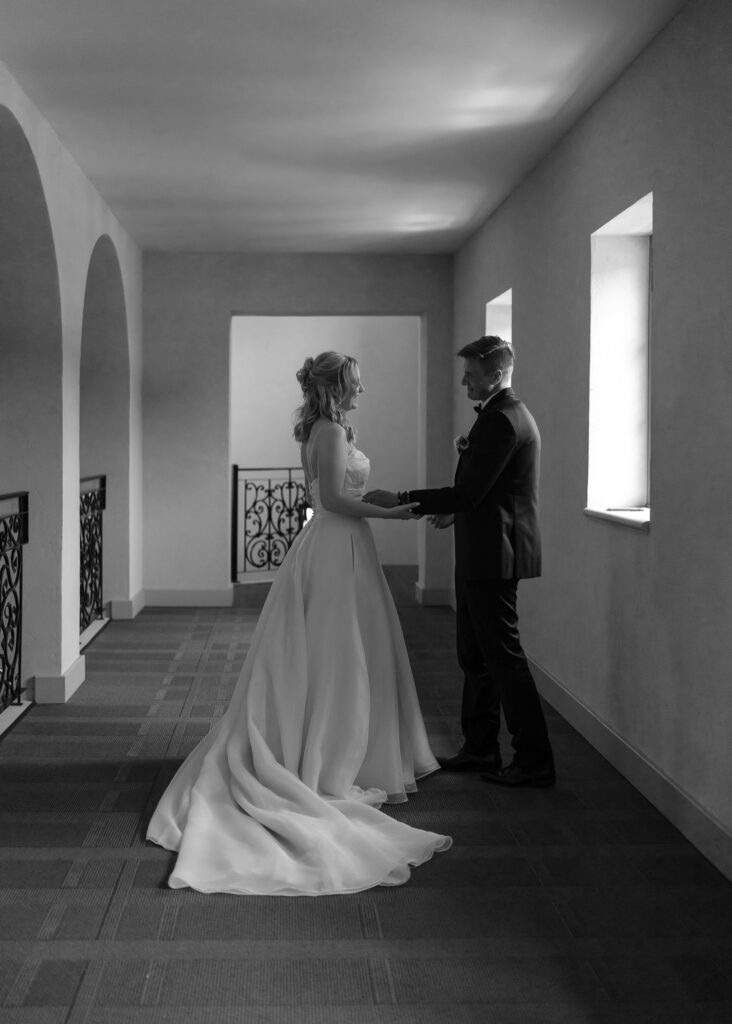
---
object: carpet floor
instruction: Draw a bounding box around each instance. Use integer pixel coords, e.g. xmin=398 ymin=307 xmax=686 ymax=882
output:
xmin=0 ymin=566 xmax=730 ymax=1024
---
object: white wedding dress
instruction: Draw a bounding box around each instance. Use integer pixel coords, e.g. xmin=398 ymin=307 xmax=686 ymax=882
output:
xmin=146 ymin=438 xmax=451 ymax=895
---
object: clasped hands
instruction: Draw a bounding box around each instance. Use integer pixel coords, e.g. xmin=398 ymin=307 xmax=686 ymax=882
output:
xmin=362 ymin=490 xmax=454 ymax=529
xmin=362 ymin=490 xmax=419 ymax=520
xmin=362 ymin=489 xmax=401 ymax=509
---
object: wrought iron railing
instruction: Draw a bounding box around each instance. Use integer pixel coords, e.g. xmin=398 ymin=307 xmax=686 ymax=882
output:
xmin=80 ymin=476 xmax=106 ymax=633
xmin=0 ymin=492 xmax=29 ymax=712
xmin=231 ymin=466 xmax=310 ymax=579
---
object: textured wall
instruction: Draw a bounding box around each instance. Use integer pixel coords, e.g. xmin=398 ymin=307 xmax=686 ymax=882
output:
xmin=453 ymin=0 xmax=732 ymax=836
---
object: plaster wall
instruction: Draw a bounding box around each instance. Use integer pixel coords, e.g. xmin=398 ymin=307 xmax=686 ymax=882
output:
xmin=230 ymin=315 xmax=420 ymax=566
xmin=453 ymin=0 xmax=732 ymax=844
xmin=142 ymin=255 xmax=453 ymax=599
xmin=0 ymin=60 xmax=143 ymax=690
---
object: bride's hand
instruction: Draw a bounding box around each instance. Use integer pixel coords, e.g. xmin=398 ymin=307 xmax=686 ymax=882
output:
xmin=383 ymin=502 xmax=421 ymax=520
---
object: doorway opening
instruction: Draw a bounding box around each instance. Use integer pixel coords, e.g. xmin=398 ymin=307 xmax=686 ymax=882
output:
xmin=229 ymin=315 xmax=421 ymax=581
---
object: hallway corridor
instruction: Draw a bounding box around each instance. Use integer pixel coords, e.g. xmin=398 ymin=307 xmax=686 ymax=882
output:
xmin=0 ymin=568 xmax=730 ymax=1023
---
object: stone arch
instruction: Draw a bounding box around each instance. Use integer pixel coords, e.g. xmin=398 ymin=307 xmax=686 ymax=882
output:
xmin=0 ymin=105 xmax=64 ymax=689
xmin=79 ymin=235 xmax=131 ymax=619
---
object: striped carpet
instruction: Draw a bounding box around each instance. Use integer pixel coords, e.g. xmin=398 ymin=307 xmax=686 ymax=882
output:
xmin=0 ymin=567 xmax=730 ymax=1024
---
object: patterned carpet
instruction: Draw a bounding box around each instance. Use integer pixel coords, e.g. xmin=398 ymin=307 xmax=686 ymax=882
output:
xmin=0 ymin=567 xmax=730 ymax=1024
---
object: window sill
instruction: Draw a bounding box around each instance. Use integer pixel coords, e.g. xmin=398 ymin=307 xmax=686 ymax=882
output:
xmin=584 ymin=506 xmax=650 ymax=531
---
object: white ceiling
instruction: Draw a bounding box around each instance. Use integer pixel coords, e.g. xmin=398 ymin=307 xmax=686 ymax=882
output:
xmin=0 ymin=0 xmax=686 ymax=253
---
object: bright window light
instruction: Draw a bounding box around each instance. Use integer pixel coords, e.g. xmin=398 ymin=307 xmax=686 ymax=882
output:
xmin=485 ymin=288 xmax=512 ymax=343
xmin=587 ymin=193 xmax=652 ymax=526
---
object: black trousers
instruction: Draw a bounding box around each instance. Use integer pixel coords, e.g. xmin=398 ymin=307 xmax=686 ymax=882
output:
xmin=456 ymin=577 xmax=553 ymax=771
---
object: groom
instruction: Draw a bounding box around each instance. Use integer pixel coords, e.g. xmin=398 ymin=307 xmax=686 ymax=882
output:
xmin=365 ymin=335 xmax=555 ymax=787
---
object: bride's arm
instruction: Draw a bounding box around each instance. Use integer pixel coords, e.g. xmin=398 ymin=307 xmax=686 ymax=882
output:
xmin=316 ymin=423 xmax=418 ymax=520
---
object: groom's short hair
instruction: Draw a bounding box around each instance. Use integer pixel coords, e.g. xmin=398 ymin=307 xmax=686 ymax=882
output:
xmin=458 ymin=335 xmax=515 ymax=375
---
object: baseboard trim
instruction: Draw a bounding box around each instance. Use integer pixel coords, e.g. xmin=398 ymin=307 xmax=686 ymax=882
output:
xmin=530 ymin=656 xmax=732 ymax=882
xmin=33 ymin=655 xmax=86 ymax=705
xmin=0 ymin=699 xmax=33 ymax=738
xmin=414 ymin=582 xmax=452 ymax=607
xmin=80 ymin=617 xmax=110 ymax=650
xmin=110 ymin=590 xmax=145 ymax=619
xmin=144 ymin=587 xmax=234 ymax=607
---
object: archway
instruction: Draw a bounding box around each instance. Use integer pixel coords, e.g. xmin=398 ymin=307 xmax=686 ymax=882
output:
xmin=0 ymin=106 xmax=63 ymax=702
xmin=79 ymin=235 xmax=131 ymax=636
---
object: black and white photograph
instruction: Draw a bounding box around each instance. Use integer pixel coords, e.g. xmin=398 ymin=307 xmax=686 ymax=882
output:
xmin=0 ymin=1 xmax=730 ymax=1021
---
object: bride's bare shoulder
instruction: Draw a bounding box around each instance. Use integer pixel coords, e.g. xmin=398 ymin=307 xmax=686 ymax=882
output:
xmin=310 ymin=420 xmax=346 ymax=444
xmin=305 ymin=421 xmax=345 ymax=469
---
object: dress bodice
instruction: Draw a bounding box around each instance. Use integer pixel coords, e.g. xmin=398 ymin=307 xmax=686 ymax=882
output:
xmin=308 ymin=444 xmax=370 ymax=514
xmin=342 ymin=445 xmax=371 ymax=497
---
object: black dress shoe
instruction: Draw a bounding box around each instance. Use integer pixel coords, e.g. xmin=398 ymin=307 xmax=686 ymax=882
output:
xmin=480 ymin=762 xmax=556 ymax=788
xmin=437 ymin=749 xmax=502 ymax=772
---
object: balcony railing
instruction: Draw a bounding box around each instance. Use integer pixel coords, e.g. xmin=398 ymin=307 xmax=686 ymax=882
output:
xmin=80 ymin=476 xmax=106 ymax=633
xmin=231 ymin=466 xmax=310 ymax=579
xmin=0 ymin=492 xmax=29 ymax=712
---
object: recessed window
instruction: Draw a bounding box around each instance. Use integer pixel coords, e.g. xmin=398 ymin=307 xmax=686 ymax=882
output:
xmin=485 ymin=288 xmax=512 ymax=343
xmin=586 ymin=194 xmax=652 ymax=529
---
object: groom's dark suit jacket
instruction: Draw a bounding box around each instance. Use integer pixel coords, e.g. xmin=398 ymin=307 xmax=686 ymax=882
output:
xmin=410 ymin=388 xmax=541 ymax=581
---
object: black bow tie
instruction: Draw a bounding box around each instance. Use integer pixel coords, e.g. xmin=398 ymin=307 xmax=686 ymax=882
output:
xmin=474 ymin=404 xmax=483 ymax=414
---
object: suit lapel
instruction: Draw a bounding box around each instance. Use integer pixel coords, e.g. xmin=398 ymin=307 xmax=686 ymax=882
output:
xmin=458 ymin=388 xmax=515 ymax=479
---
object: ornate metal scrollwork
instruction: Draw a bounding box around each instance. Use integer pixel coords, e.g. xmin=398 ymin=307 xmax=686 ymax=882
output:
xmin=0 ymin=493 xmax=28 ymax=711
xmin=80 ymin=477 xmax=106 ymax=633
xmin=237 ymin=470 xmax=309 ymax=574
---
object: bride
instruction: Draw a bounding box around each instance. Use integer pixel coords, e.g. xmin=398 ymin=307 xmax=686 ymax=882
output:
xmin=146 ymin=351 xmax=452 ymax=895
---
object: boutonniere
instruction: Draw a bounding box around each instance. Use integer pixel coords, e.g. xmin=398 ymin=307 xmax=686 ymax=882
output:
xmin=454 ymin=434 xmax=470 ymax=454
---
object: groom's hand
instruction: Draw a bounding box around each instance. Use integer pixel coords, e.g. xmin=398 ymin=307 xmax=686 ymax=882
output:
xmin=428 ymin=513 xmax=454 ymax=530
xmin=363 ymin=489 xmax=400 ymax=508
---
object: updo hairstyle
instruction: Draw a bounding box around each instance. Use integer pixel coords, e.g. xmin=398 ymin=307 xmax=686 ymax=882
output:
xmin=293 ymin=351 xmax=358 ymax=443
